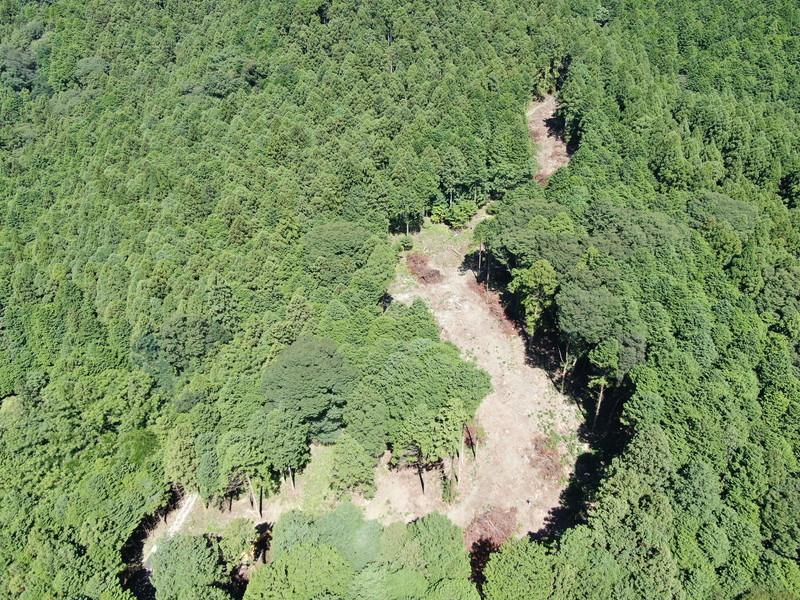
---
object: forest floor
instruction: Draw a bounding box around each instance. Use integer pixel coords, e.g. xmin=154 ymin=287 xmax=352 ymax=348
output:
xmin=527 ymin=94 xmax=570 ymax=183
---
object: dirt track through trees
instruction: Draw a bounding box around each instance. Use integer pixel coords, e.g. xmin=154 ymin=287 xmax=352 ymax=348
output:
xmin=527 ymin=94 xmax=570 ymax=183
xmin=381 ymin=221 xmax=584 ymax=537
xmin=140 ymin=99 xmax=578 ymax=559
xmin=142 ymin=493 xmax=199 ymax=567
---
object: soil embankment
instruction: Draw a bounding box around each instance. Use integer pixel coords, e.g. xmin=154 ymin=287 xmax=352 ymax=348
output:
xmin=527 ymin=94 xmax=570 ymax=183
xmin=382 ymin=221 xmax=584 ymax=536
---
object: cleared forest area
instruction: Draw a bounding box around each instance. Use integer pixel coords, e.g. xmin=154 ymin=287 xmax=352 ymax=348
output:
xmin=527 ymin=94 xmax=570 ymax=183
xmin=386 ymin=219 xmax=584 ymax=537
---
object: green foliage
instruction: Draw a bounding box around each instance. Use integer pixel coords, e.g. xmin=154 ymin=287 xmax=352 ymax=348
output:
xmin=509 ymin=259 xmax=558 ymax=333
xmin=331 ymin=432 xmax=377 ymax=498
xmin=483 ymin=539 xmax=553 ymax=600
xmin=245 ymin=543 xmax=354 ymax=600
xmin=150 ymin=535 xmax=230 ymax=600
xmin=314 ymin=502 xmax=384 ymax=572
xmin=261 ymin=409 xmax=310 ymax=477
xmin=479 ymin=0 xmax=800 ymax=597
xmin=397 ymin=236 xmax=414 ymax=252
xmin=588 ymin=338 xmax=620 ymax=386
xmin=251 ymin=507 xmax=476 ymax=600
xmin=0 ymin=0 xmax=797 ymax=597
xmin=409 ymin=512 xmax=476 ymax=590
xmin=163 ymin=422 xmax=198 ymax=489
xmin=262 ymin=337 xmax=355 ymax=443
xmin=218 ymin=519 xmax=256 ymax=568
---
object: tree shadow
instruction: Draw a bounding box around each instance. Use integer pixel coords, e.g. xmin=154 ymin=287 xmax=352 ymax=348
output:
xmin=217 ymin=486 xmax=247 ymax=513
xmin=544 ymin=113 xmax=567 ymax=142
xmin=460 ymin=250 xmax=512 ymax=289
xmin=380 ymin=292 xmax=393 ymax=312
xmin=529 ymin=450 xmax=604 ymax=541
xmin=119 ymin=566 xmax=157 ymax=600
xmin=221 ymin=522 xmax=272 ymax=599
xmin=469 ymin=537 xmax=498 ymax=595
xmin=119 ymin=487 xmax=182 ymax=600
xmin=253 ymin=521 xmax=273 ymax=563
xmin=459 ymin=249 xmax=479 ymax=274
xmin=389 ymin=213 xmax=425 ymax=236
xmin=521 ymin=328 xmax=565 ymax=382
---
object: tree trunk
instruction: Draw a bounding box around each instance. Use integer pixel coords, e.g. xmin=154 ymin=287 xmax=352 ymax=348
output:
xmin=417 ymin=448 xmax=425 ymax=494
xmin=259 ymin=484 xmax=263 ymax=517
xmin=459 ymin=426 xmax=465 ymax=485
xmin=245 ymin=474 xmax=256 ymax=509
xmin=605 ymin=391 xmax=622 ymax=432
xmin=288 ymin=466 xmax=295 ymax=491
xmin=559 ymin=341 xmax=573 ymax=394
xmin=593 ymin=383 xmax=605 ymax=430
xmin=466 ymin=424 xmax=477 ymax=459
xmin=477 ymin=242 xmax=482 ymax=280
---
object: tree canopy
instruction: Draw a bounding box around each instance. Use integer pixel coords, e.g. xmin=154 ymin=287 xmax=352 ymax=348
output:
xmin=0 ymin=0 xmax=798 ymax=597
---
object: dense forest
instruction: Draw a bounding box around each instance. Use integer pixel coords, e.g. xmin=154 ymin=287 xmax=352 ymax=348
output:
xmin=0 ymin=0 xmax=798 ymax=598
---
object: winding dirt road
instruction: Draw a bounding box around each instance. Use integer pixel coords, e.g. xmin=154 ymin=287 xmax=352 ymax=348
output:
xmin=142 ymin=493 xmax=199 ymax=567
xmin=376 ymin=222 xmax=584 ymax=536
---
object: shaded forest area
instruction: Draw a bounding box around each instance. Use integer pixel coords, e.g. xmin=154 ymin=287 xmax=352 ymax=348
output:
xmin=0 ymin=0 xmax=799 ymax=598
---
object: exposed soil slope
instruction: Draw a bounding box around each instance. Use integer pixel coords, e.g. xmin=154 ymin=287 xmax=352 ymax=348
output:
xmin=380 ymin=220 xmax=584 ymax=536
xmin=527 ymin=94 xmax=570 ymax=183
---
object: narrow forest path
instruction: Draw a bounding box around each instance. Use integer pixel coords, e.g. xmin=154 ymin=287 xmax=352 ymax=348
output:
xmin=527 ymin=94 xmax=570 ymax=183
xmin=379 ymin=220 xmax=584 ymax=537
xmin=142 ymin=493 xmax=199 ymax=567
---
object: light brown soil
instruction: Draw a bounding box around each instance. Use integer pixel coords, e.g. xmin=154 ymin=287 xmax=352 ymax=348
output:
xmin=141 ymin=492 xmax=200 ymax=567
xmin=141 ymin=491 xmax=261 ymax=567
xmin=527 ymin=94 xmax=569 ymax=183
xmin=377 ymin=219 xmax=584 ymax=536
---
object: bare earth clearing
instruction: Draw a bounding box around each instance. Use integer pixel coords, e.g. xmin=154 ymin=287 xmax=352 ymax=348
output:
xmin=378 ymin=220 xmax=584 ymax=537
xmin=527 ymin=94 xmax=570 ymax=183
